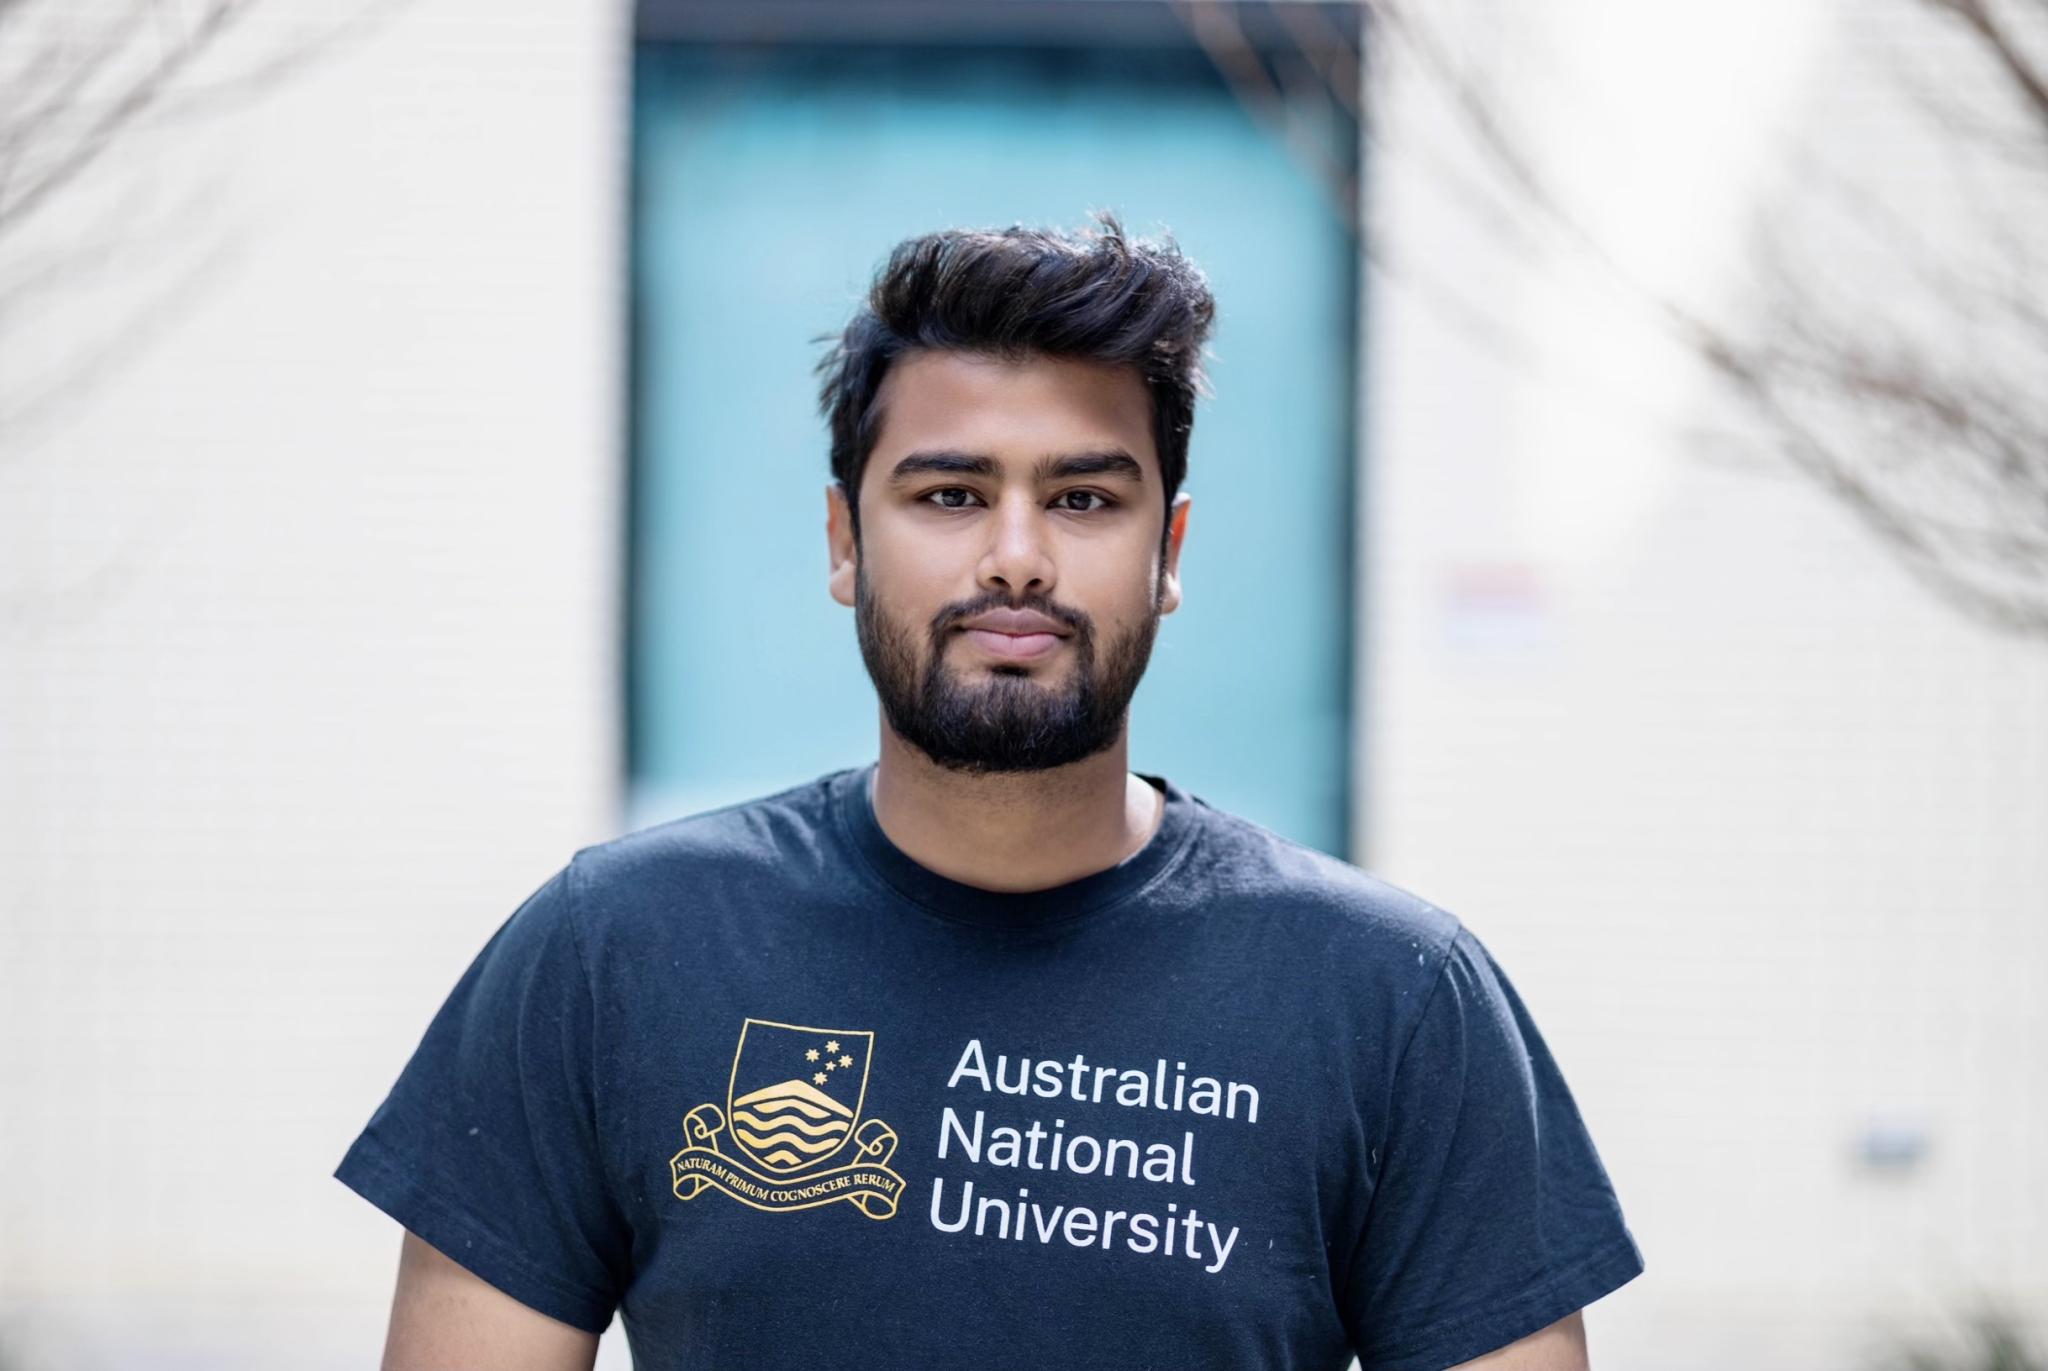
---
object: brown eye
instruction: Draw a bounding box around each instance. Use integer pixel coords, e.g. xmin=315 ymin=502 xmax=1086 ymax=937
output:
xmin=924 ymin=487 xmax=980 ymax=510
xmin=1060 ymin=490 xmax=1114 ymax=512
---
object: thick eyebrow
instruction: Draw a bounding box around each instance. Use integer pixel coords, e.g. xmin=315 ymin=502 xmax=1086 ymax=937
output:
xmin=1041 ymin=449 xmax=1146 ymax=485
xmin=885 ymin=448 xmax=1147 ymax=488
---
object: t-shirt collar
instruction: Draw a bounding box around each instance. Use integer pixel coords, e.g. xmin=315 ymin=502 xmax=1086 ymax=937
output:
xmin=829 ymin=760 xmax=1197 ymax=930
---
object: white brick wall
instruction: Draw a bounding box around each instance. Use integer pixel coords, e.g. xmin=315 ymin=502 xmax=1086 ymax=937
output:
xmin=1363 ymin=1 xmax=2048 ymax=1367
xmin=0 ymin=1 xmax=629 ymax=1365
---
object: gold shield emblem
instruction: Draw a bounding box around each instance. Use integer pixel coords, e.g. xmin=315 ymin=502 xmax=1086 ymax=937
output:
xmin=724 ymin=1018 xmax=873 ymax=1176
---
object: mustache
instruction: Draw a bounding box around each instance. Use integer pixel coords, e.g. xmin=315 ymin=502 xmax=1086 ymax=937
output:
xmin=935 ymin=598 xmax=1087 ymax=636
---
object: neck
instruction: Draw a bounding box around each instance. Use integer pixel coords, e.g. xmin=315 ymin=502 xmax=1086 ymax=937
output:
xmin=868 ymin=725 xmax=1165 ymax=894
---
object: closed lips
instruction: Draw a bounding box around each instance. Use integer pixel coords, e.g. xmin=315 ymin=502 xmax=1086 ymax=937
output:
xmin=957 ymin=616 xmax=1067 ymax=660
xmin=958 ymin=611 xmax=1068 ymax=636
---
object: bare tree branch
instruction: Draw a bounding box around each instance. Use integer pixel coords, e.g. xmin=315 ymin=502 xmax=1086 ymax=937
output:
xmin=0 ymin=0 xmax=150 ymax=133
xmin=1168 ymin=0 xmax=1360 ymax=234
xmin=1925 ymin=0 xmax=2048 ymax=139
xmin=0 ymin=1 xmax=255 ymax=234
xmin=1177 ymin=0 xmax=2048 ymax=639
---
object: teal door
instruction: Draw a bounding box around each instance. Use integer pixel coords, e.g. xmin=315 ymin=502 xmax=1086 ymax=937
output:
xmin=629 ymin=38 xmax=1358 ymax=855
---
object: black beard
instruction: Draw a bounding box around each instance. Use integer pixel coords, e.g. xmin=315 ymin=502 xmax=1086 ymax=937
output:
xmin=853 ymin=557 xmax=1164 ymax=775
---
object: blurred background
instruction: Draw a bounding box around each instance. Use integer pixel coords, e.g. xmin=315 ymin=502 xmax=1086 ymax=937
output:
xmin=2 ymin=0 xmax=2044 ymax=1367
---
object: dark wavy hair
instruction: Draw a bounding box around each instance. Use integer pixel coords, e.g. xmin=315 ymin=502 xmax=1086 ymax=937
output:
xmin=815 ymin=210 xmax=1217 ymax=545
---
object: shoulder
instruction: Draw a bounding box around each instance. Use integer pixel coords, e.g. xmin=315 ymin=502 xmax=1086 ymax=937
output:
xmin=556 ymin=767 xmax=850 ymax=920
xmin=1184 ymin=794 xmax=1468 ymax=972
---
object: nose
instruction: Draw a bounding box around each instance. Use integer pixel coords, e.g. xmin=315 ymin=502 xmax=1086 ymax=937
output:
xmin=976 ymin=490 xmax=1058 ymax=601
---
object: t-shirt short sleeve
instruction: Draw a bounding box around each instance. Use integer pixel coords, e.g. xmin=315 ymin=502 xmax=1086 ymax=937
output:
xmin=1340 ymin=926 xmax=1645 ymax=1371
xmin=334 ymin=861 xmax=629 ymax=1334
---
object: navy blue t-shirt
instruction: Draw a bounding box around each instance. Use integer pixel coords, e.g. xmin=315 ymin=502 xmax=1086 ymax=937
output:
xmin=335 ymin=763 xmax=1643 ymax=1370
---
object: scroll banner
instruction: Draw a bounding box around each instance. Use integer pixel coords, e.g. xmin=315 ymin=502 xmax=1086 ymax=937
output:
xmin=670 ymin=1103 xmax=905 ymax=1219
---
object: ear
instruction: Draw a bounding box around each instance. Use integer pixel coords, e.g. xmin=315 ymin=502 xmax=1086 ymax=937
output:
xmin=827 ymin=481 xmax=858 ymax=608
xmin=1158 ymin=491 xmax=1191 ymax=616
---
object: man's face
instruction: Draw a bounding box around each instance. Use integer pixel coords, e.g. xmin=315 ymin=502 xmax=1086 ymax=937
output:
xmin=826 ymin=349 xmax=1189 ymax=775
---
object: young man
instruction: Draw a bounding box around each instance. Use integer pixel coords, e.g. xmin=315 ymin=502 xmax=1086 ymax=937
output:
xmin=336 ymin=213 xmax=1645 ymax=1371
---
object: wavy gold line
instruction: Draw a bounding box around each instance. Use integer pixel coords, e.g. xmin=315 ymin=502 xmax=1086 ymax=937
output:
xmin=730 ymin=1109 xmax=847 ymax=1139
xmin=733 ymin=1127 xmax=845 ymax=1156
